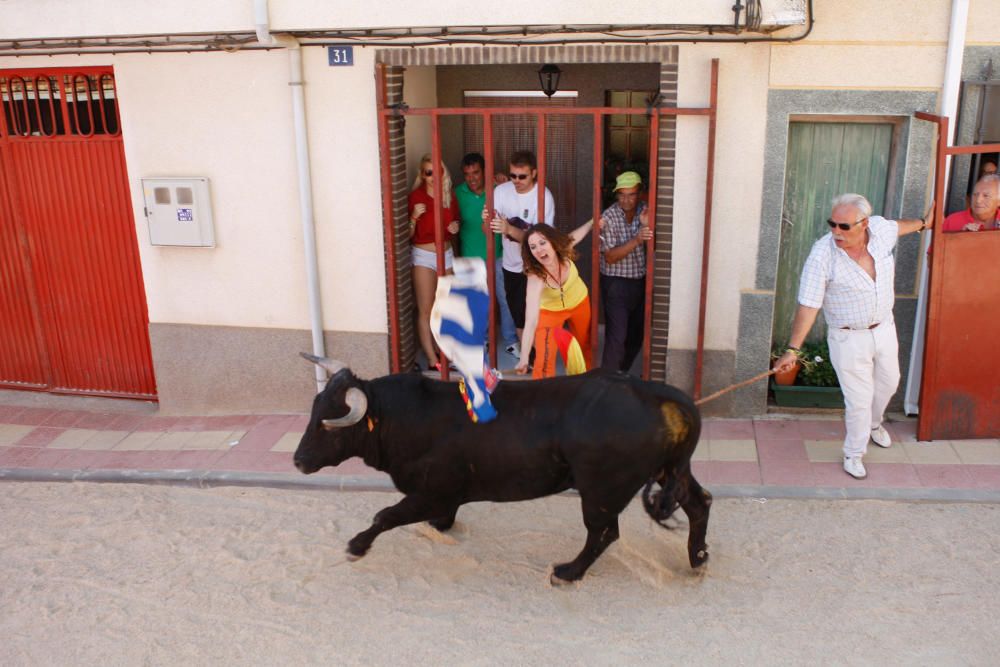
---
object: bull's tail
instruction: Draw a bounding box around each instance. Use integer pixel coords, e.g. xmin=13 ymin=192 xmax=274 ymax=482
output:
xmin=641 ymin=469 xmax=683 ymax=529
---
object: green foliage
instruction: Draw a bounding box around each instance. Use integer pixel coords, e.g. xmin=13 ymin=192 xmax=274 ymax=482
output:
xmin=797 ymin=340 xmax=839 ymax=387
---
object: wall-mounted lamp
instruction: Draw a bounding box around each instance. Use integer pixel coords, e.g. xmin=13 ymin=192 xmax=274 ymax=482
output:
xmin=537 ymin=64 xmax=562 ymax=98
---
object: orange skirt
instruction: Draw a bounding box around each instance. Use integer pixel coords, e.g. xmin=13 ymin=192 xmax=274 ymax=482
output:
xmin=532 ymin=298 xmax=592 ymax=379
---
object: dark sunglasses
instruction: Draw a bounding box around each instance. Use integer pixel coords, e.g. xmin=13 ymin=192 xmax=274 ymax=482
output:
xmin=423 ymin=169 xmax=434 ymax=176
xmin=508 ymin=173 xmax=530 ymax=181
xmin=827 ymin=217 xmax=866 ymax=231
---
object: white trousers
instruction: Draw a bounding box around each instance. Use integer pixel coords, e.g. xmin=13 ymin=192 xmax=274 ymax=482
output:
xmin=827 ymin=320 xmax=901 ymax=458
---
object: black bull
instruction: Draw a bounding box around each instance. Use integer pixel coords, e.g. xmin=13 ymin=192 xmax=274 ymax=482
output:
xmin=294 ymin=355 xmax=712 ymax=585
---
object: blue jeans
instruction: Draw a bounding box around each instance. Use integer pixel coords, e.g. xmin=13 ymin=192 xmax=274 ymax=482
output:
xmin=495 ymin=258 xmax=517 ymax=344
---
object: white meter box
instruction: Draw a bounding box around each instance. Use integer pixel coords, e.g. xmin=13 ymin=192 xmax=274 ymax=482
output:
xmin=141 ymin=177 xmax=215 ymax=247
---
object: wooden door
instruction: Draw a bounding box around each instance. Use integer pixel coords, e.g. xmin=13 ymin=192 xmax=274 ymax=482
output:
xmin=773 ymin=121 xmax=894 ymax=344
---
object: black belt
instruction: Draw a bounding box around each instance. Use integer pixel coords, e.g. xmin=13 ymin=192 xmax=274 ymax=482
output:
xmin=840 ymin=322 xmax=880 ymax=330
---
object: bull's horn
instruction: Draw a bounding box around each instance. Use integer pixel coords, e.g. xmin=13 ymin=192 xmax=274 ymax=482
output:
xmin=300 ymin=352 xmax=348 ymax=375
xmin=321 ymin=387 xmax=368 ymax=429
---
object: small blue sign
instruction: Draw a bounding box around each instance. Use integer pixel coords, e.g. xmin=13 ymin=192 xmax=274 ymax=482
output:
xmin=177 ymin=208 xmax=194 ymax=222
xmin=327 ymin=46 xmax=354 ymax=67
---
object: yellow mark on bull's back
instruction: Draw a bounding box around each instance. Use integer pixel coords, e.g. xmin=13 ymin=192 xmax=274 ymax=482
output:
xmin=659 ymin=403 xmax=689 ymax=445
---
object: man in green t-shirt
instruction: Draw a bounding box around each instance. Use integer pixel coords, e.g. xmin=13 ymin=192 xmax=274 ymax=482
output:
xmin=454 ymin=152 xmax=518 ymax=352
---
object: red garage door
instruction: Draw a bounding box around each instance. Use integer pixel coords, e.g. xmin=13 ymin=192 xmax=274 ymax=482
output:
xmin=0 ymin=67 xmax=156 ymax=400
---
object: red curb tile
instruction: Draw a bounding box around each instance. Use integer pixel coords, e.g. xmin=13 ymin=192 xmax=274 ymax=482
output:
xmin=107 ymin=414 xmax=147 ymax=431
xmin=760 ymin=459 xmax=815 ymax=486
xmin=756 ymin=439 xmax=809 ymax=463
xmin=8 ymin=407 xmax=56 ymax=426
xmin=134 ymin=416 xmax=180 ymax=431
xmin=40 ymin=410 xmax=89 ymax=428
xmin=134 ymin=451 xmax=190 ymax=470
xmin=914 ymin=464 xmax=976 ymax=489
xmin=966 ymin=465 xmax=1000 ymax=490
xmin=290 ymin=415 xmax=310 ymax=431
xmin=0 ymin=446 xmax=45 ymax=467
xmin=201 ymin=415 xmax=263 ymax=430
xmin=233 ymin=419 xmax=299 ymax=452
xmin=701 ymin=461 xmax=761 ymax=486
xmin=216 ymin=451 xmax=296 ymax=474
xmin=0 ymin=405 xmax=26 ymax=421
xmin=14 ymin=427 xmax=66 ymax=447
xmin=168 ymin=450 xmax=227 ymax=468
xmin=797 ymin=420 xmax=846 ymax=440
xmin=811 ymin=462 xmax=872 ymax=487
xmin=86 ymin=451 xmax=148 ymax=469
xmin=865 ymin=463 xmax=921 ymax=487
xmin=703 ymin=420 xmax=755 ymax=440
xmin=257 ymin=415 xmax=300 ymax=428
xmin=23 ymin=448 xmax=71 ymax=468
xmin=753 ymin=420 xmax=803 ymax=440
xmin=73 ymin=412 xmax=120 ymax=430
xmin=52 ymin=450 xmax=102 ymax=470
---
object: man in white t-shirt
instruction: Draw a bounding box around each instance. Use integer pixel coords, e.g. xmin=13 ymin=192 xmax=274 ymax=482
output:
xmin=773 ymin=193 xmax=932 ymax=480
xmin=486 ymin=150 xmax=555 ymax=354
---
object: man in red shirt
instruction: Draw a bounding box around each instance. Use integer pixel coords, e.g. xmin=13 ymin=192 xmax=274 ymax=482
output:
xmin=943 ymin=175 xmax=1000 ymax=233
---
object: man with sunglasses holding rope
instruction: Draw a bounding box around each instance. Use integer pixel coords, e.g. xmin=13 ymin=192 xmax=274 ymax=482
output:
xmin=773 ymin=193 xmax=933 ymax=480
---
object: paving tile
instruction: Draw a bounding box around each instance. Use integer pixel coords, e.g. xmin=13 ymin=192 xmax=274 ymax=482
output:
xmin=7 ymin=407 xmax=56 ymax=426
xmin=134 ymin=451 xmax=193 ymax=470
xmin=760 ymin=459 xmax=815 ymax=486
xmin=691 ymin=442 xmax=709 ymax=461
xmin=865 ymin=463 xmax=921 ymax=488
xmin=201 ymin=415 xmax=262 ymax=430
xmin=913 ymin=464 xmax=975 ymax=488
xmin=48 ymin=429 xmax=98 ymax=449
xmin=79 ymin=430 xmax=129 ymax=451
xmin=216 ymin=451 xmax=296 ymax=474
xmin=87 ymin=451 xmax=150 ymax=470
xmin=181 ymin=430 xmax=241 ymax=450
xmin=886 ymin=420 xmax=918 ymax=443
xmin=0 ymin=446 xmax=44 ymax=467
xmin=902 ymin=441 xmax=961 ymax=465
xmin=235 ymin=417 xmax=300 ymax=452
xmin=755 ymin=438 xmax=808 ymax=463
xmin=55 ymin=450 xmax=102 ymax=470
xmin=146 ymin=431 xmax=197 ymax=450
xmin=700 ymin=461 xmax=761 ymax=486
xmin=290 ymin=415 xmax=310 ymax=431
xmin=107 ymin=414 xmax=147 ymax=431
xmin=167 ymin=450 xmax=226 ymax=469
xmin=691 ymin=460 xmax=709 ymax=479
xmin=270 ymin=431 xmax=304 ymax=453
xmin=811 ymin=462 xmax=872 ymax=487
xmin=135 ymin=416 xmax=180 ymax=431
xmin=863 ymin=443 xmax=910 ymax=463
xmin=804 ymin=440 xmax=843 ymax=463
xmin=950 ymin=440 xmax=1000 ymax=465
xmin=0 ymin=405 xmax=25 ymax=421
xmin=113 ymin=431 xmax=165 ymax=451
xmin=24 ymin=448 xmax=71 ymax=468
xmin=703 ymin=419 xmax=754 ymax=440
xmin=753 ymin=419 xmax=802 ymax=440
xmin=709 ymin=439 xmax=757 ymax=462
xmin=73 ymin=412 xmax=120 ymax=430
xmin=0 ymin=424 xmax=34 ymax=446
xmin=966 ymin=465 xmax=1000 ymax=490
xmin=797 ymin=420 xmax=846 ymax=440
xmin=40 ymin=410 xmax=88 ymax=428
xmin=14 ymin=427 xmax=65 ymax=447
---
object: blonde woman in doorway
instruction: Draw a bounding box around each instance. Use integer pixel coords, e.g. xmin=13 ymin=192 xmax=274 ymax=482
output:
xmin=408 ymin=154 xmax=460 ymax=370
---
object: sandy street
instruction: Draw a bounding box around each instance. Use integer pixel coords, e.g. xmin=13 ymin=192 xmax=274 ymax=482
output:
xmin=1 ymin=482 xmax=999 ymax=665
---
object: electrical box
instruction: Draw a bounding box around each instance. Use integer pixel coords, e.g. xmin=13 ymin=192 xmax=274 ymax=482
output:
xmin=141 ymin=177 xmax=215 ymax=247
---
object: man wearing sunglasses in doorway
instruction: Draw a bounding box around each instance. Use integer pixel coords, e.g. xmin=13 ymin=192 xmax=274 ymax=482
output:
xmin=486 ymin=150 xmax=556 ymax=360
xmin=773 ymin=193 xmax=933 ymax=480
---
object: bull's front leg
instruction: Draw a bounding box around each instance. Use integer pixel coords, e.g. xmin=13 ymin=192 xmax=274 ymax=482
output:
xmin=347 ymin=495 xmax=453 ymax=560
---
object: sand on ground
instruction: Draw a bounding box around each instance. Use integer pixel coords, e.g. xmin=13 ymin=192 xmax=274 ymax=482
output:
xmin=1 ymin=482 xmax=998 ymax=665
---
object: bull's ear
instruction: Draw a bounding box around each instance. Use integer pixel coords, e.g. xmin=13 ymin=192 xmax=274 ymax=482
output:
xmin=300 ymin=352 xmax=348 ymax=376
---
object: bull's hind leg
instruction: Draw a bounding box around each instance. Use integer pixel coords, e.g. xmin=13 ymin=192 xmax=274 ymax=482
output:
xmin=676 ymin=466 xmax=712 ymax=568
xmin=346 ymin=495 xmax=454 ymax=560
xmin=551 ymin=490 xmax=632 ymax=585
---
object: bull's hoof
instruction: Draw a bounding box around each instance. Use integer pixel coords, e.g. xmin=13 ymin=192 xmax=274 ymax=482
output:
xmin=346 ymin=541 xmax=370 ymax=561
xmin=550 ymin=563 xmax=583 ymax=585
xmin=428 ymin=516 xmax=455 ymax=532
xmin=690 ymin=548 xmax=709 ymax=568
xmin=345 ymin=551 xmax=364 ymax=562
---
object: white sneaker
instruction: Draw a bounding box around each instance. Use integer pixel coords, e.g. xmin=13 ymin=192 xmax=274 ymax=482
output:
xmin=504 ymin=342 xmax=521 ymax=357
xmin=870 ymin=424 xmax=892 ymax=448
xmin=843 ymin=456 xmax=867 ymax=480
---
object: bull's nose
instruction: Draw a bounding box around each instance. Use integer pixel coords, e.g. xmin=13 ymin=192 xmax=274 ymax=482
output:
xmin=293 ymin=457 xmax=315 ymax=474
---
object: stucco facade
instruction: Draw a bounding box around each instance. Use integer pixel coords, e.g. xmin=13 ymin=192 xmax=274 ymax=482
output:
xmin=1 ymin=1 xmax=997 ymax=414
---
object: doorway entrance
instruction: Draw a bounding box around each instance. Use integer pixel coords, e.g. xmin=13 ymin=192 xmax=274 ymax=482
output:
xmin=772 ymin=119 xmax=899 ymax=345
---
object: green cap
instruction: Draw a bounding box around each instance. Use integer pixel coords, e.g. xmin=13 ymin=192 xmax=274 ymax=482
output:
xmin=614 ymin=171 xmax=642 ymax=191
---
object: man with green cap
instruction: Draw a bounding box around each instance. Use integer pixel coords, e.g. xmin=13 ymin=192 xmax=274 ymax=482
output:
xmin=598 ymin=171 xmax=652 ymax=373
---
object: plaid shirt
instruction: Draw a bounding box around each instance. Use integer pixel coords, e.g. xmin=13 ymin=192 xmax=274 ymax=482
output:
xmin=797 ymin=215 xmax=899 ymax=329
xmin=599 ymin=201 xmax=647 ymax=278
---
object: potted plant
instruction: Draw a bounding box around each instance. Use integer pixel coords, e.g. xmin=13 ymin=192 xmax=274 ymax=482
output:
xmin=771 ymin=339 xmax=845 ymax=408
xmin=770 ymin=344 xmax=800 ymax=386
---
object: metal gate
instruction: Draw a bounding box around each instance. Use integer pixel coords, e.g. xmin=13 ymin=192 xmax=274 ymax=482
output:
xmin=0 ymin=66 xmax=156 ymax=399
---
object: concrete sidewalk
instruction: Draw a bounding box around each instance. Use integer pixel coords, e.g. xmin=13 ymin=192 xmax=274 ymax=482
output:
xmin=2 ymin=402 xmax=999 ymax=502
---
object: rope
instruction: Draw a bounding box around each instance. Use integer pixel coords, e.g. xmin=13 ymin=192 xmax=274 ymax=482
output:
xmin=694 ymin=368 xmax=777 ymax=406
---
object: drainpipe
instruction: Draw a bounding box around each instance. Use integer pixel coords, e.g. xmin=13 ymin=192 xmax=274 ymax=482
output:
xmin=255 ymin=0 xmax=327 ymax=392
xmin=904 ymin=0 xmax=969 ymax=414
